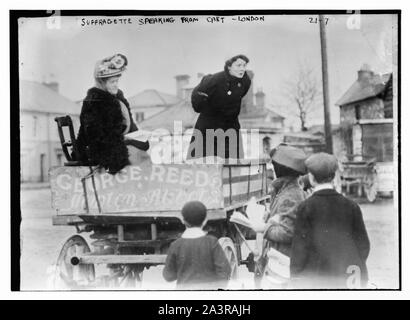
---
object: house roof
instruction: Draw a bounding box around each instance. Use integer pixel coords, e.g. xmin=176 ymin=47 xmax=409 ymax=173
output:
xmin=308 ymin=124 xmax=341 ymax=135
xmin=127 ymin=89 xmax=181 ymax=109
xmin=240 ymin=122 xmax=284 ymax=132
xmin=139 ymin=99 xmax=198 ymax=132
xmin=284 ymin=132 xmax=324 ymax=143
xmin=336 ymin=73 xmax=392 ymax=107
xmin=239 ymin=108 xmax=285 ymax=120
xmin=140 ymin=100 xmax=286 ymax=133
xmin=19 ymin=80 xmax=80 ymax=115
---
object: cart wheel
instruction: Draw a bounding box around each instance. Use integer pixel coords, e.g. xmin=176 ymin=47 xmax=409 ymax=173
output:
xmin=54 ymin=235 xmax=95 ymax=289
xmin=218 ymin=237 xmax=238 ymax=280
xmin=364 ymin=175 xmax=378 ymax=203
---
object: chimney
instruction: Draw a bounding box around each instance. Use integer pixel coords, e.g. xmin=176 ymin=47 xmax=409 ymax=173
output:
xmin=42 ymin=73 xmax=59 ymax=92
xmin=357 ymin=64 xmax=374 ymax=83
xmin=255 ymin=88 xmax=265 ymax=109
xmin=43 ymin=81 xmax=59 ymax=92
xmin=241 ymin=70 xmax=254 ymax=114
xmin=175 ymin=74 xmax=190 ymax=99
xmin=182 ymin=87 xmax=194 ymax=100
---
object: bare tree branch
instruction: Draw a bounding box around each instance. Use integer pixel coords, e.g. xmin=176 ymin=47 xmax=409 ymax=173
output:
xmin=281 ymin=62 xmax=321 ymax=131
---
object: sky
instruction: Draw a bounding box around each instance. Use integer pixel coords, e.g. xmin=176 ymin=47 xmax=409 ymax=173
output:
xmin=18 ymin=13 xmax=397 ymax=127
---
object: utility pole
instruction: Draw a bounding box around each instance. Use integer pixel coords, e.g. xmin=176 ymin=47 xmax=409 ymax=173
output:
xmin=319 ymin=14 xmax=333 ymax=154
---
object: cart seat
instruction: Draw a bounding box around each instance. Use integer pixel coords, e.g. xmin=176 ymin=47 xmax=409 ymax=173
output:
xmin=55 ymin=115 xmax=85 ymax=166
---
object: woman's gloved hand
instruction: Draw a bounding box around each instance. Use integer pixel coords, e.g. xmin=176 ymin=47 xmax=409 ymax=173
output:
xmin=197 ymin=91 xmax=209 ymax=98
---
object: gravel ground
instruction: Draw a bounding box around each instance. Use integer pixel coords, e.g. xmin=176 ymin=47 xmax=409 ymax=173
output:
xmin=19 ymin=188 xmax=399 ymax=290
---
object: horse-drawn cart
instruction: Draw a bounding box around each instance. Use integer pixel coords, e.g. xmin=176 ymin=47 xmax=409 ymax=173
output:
xmin=338 ymin=157 xmax=378 ymax=203
xmin=50 ymin=157 xmax=270 ymax=289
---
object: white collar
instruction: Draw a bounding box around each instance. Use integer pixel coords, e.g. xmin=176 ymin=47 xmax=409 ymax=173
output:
xmin=181 ymin=227 xmax=207 ymax=239
xmin=313 ymin=183 xmax=334 ymax=193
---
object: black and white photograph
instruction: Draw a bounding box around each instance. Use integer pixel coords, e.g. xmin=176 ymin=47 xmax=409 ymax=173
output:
xmin=11 ymin=9 xmax=400 ymax=293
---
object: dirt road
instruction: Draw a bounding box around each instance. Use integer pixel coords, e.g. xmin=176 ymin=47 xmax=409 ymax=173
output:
xmin=19 ymin=188 xmax=399 ymax=290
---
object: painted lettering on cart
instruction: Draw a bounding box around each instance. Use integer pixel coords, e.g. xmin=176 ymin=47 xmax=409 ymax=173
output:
xmin=55 ymin=165 xmax=214 ymax=191
xmin=51 ymin=164 xmax=223 ymax=213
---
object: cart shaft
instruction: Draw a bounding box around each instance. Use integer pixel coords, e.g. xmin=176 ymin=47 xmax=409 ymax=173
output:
xmin=71 ymin=254 xmax=167 ymax=265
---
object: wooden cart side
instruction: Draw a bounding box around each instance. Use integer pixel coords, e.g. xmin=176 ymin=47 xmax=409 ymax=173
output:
xmin=50 ymin=163 xmax=226 ymax=215
xmin=52 ymin=193 xmax=271 ymax=226
xmin=51 ymin=161 xmax=269 ymax=217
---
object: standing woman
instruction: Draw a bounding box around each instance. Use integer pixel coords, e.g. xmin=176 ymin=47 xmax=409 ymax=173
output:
xmin=187 ymin=55 xmax=251 ymax=160
xmin=76 ymin=54 xmax=149 ymax=174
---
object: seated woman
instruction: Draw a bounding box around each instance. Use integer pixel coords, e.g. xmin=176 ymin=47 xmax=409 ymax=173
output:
xmin=76 ymin=54 xmax=150 ymax=174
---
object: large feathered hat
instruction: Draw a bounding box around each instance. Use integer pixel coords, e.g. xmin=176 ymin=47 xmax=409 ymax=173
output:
xmin=94 ymin=53 xmax=128 ymax=79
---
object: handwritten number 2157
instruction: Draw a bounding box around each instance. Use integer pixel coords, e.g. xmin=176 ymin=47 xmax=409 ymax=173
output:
xmin=309 ymin=17 xmax=329 ymax=24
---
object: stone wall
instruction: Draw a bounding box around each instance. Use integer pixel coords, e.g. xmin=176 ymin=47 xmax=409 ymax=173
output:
xmin=340 ymin=97 xmax=385 ymax=125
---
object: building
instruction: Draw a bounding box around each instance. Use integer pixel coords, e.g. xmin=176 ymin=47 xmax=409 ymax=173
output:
xmin=307 ymin=124 xmax=346 ymax=159
xmin=283 ymin=131 xmax=326 ymax=155
xmin=335 ymin=64 xmax=394 ymax=193
xmin=290 ymin=124 xmax=345 ymax=158
xmin=239 ymin=83 xmax=286 ymax=157
xmin=127 ymin=89 xmax=181 ymax=124
xmin=138 ymin=74 xmax=203 ymax=133
xmin=138 ymin=76 xmax=200 ymax=163
xmin=240 ymin=90 xmax=285 ymax=131
xmin=336 ymin=64 xmax=393 ymax=162
xmin=20 ymin=80 xmax=81 ymax=182
xmin=140 ymin=72 xmax=286 ymax=161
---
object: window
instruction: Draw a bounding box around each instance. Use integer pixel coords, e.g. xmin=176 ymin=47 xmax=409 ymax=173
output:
xmin=355 ymin=105 xmax=361 ymax=121
xmin=40 ymin=153 xmax=46 ymax=182
xmin=262 ymin=137 xmax=271 ymax=157
xmin=384 ymin=101 xmax=393 ymax=119
xmin=135 ymin=112 xmax=145 ymax=123
xmin=33 ymin=115 xmax=38 ymax=137
xmin=383 ymin=76 xmax=393 ymax=119
xmin=362 ymin=123 xmax=393 ymax=162
xmin=56 ymin=153 xmax=64 ymax=166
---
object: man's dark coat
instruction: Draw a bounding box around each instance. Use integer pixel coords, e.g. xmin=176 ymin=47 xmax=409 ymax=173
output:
xmin=290 ymin=189 xmax=370 ymax=289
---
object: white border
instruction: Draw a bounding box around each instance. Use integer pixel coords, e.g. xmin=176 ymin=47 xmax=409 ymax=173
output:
xmin=2 ymin=0 xmax=409 ymax=300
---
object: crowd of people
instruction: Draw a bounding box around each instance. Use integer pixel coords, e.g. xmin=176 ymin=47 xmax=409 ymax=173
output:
xmin=162 ymin=148 xmax=370 ymax=290
xmin=74 ymin=53 xmax=370 ymax=290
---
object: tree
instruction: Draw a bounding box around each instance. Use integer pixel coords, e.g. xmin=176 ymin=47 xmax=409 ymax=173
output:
xmin=282 ymin=63 xmax=321 ymax=131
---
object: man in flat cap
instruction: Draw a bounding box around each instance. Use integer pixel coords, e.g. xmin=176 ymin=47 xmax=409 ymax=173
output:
xmin=290 ymin=152 xmax=370 ymax=289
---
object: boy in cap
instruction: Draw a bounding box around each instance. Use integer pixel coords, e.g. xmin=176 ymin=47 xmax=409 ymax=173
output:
xmin=163 ymin=201 xmax=231 ymax=289
xmin=253 ymin=144 xmax=307 ymax=256
xmin=290 ymin=152 xmax=370 ymax=289
xmin=252 ymin=144 xmax=307 ymax=287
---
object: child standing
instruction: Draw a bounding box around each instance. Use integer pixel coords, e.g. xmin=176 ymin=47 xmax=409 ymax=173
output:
xmin=162 ymin=201 xmax=231 ymax=289
xmin=290 ymin=153 xmax=370 ymax=289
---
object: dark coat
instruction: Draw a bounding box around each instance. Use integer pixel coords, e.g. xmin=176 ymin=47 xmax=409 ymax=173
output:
xmin=76 ymin=87 xmax=139 ymax=173
xmin=187 ymin=70 xmax=251 ymax=159
xmin=290 ymin=189 xmax=370 ymax=289
xmin=163 ymin=235 xmax=231 ymax=289
xmin=263 ymin=176 xmax=307 ymax=256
